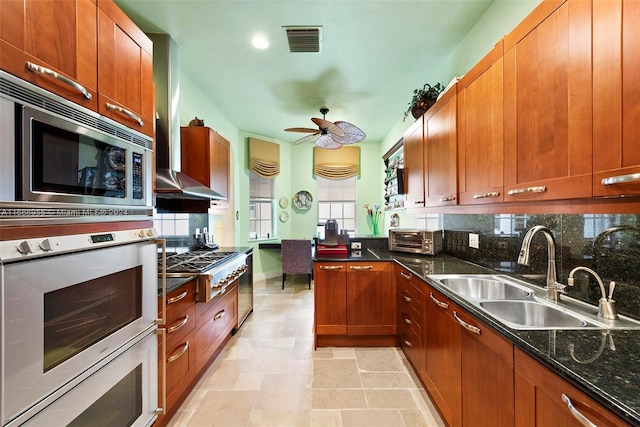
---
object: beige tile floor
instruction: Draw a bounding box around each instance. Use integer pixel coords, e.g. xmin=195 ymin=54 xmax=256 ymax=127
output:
xmin=167 ymin=275 xmax=445 ymax=427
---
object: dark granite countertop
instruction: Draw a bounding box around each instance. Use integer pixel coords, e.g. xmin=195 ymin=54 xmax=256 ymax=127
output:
xmin=315 ymin=250 xmax=640 ymax=426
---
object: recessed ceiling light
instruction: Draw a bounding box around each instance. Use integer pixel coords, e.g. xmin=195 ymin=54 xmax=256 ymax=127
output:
xmin=252 ymin=35 xmax=269 ymax=49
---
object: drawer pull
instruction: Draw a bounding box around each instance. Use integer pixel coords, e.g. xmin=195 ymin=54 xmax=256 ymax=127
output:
xmin=400 ymin=271 xmax=412 ymax=280
xmin=167 ymin=290 xmax=188 ymax=305
xmin=601 ymin=172 xmax=640 ymax=186
xmin=439 ymin=195 xmax=456 ymax=202
xmin=106 ymin=102 xmax=144 ymax=126
xmin=167 ymin=341 xmax=189 ymax=364
xmin=26 ymin=61 xmax=92 ymax=100
xmin=561 ymin=394 xmax=597 ymax=427
xmin=453 ymin=311 xmax=481 ymax=335
xmin=401 ymin=335 xmax=413 ymax=348
xmin=473 ymin=191 xmax=500 ymax=199
xmin=320 ymin=265 xmax=343 ymax=270
xmin=507 ymin=186 xmax=546 ymax=195
xmin=349 ymin=265 xmax=373 ymax=270
xmin=429 ymin=292 xmax=449 ymax=309
xmin=214 ymin=309 xmax=226 ymax=321
xmin=167 ymin=315 xmax=189 ymax=334
xmin=413 ymin=200 xmax=425 ymax=205
xmin=403 ymin=315 xmax=412 ymax=325
xmin=402 ymin=293 xmax=412 ymax=303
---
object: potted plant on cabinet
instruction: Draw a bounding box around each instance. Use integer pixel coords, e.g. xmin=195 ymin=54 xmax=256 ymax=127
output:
xmin=403 ymin=82 xmax=445 ymax=121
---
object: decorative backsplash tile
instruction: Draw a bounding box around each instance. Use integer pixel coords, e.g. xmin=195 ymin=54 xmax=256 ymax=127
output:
xmin=442 ymin=214 xmax=640 ymax=321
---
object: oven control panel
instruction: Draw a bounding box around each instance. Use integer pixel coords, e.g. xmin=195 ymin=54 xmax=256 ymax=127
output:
xmin=0 ymin=228 xmax=158 ymax=263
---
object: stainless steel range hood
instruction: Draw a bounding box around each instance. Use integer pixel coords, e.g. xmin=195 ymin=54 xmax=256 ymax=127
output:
xmin=150 ymin=33 xmax=224 ymax=212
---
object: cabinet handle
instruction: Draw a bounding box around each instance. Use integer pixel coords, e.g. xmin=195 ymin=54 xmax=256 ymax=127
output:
xmin=473 ymin=191 xmax=500 ymax=199
xmin=561 ymin=394 xmax=597 ymax=427
xmin=413 ymin=200 xmax=425 ymax=205
xmin=26 ymin=61 xmax=92 ymax=100
xmin=167 ymin=315 xmax=189 ymax=334
xmin=106 ymin=102 xmax=144 ymax=126
xmin=439 ymin=196 xmax=456 ymax=202
xmin=453 ymin=311 xmax=481 ymax=335
xmin=400 ymin=271 xmax=412 ymax=280
xmin=167 ymin=290 xmax=188 ymax=305
xmin=601 ymin=173 xmax=640 ymax=186
xmin=214 ymin=309 xmax=226 ymax=321
xmin=401 ymin=334 xmax=413 ymax=348
xmin=429 ymin=292 xmax=449 ymax=309
xmin=320 ymin=265 xmax=343 ymax=270
xmin=403 ymin=315 xmax=412 ymax=325
xmin=167 ymin=341 xmax=189 ymax=364
xmin=349 ymin=265 xmax=373 ymax=270
xmin=402 ymin=293 xmax=412 ymax=303
xmin=507 ymin=186 xmax=546 ymax=195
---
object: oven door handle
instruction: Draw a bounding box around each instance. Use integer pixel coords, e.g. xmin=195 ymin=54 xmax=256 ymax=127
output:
xmin=155 ymin=238 xmax=167 ymax=416
xmin=156 ymin=239 xmax=167 ymax=326
xmin=156 ymin=327 xmax=167 ymax=415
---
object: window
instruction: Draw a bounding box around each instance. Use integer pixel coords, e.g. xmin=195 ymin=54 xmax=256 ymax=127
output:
xmin=249 ymin=171 xmax=275 ymax=240
xmin=317 ymin=176 xmax=356 ymax=232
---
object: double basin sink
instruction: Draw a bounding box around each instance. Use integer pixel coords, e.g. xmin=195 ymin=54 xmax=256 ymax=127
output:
xmin=429 ymin=274 xmax=640 ymax=330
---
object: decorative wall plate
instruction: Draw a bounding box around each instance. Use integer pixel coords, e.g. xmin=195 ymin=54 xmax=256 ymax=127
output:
xmin=279 ymin=196 xmax=289 ymax=209
xmin=279 ymin=211 xmax=289 ymax=222
xmin=293 ymin=190 xmax=313 ymax=210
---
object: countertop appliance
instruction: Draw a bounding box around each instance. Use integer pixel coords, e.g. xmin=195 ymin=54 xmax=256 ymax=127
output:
xmin=0 ymin=228 xmax=159 ymax=426
xmin=160 ymin=248 xmax=253 ymax=329
xmin=389 ymin=229 xmax=443 ymax=255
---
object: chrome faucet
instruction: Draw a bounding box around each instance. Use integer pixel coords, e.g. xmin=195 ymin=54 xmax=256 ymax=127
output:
xmin=517 ymin=225 xmax=566 ymax=301
xmin=568 ymin=266 xmax=618 ymax=320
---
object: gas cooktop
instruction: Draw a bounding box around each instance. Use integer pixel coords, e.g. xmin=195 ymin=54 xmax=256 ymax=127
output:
xmin=160 ymin=250 xmax=237 ymax=274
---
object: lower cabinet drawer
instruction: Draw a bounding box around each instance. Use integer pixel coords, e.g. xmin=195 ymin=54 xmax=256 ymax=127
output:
xmin=398 ymin=305 xmax=422 ymax=338
xmin=162 ymin=329 xmax=196 ymax=413
xmin=398 ymin=321 xmax=423 ymax=372
xmin=165 ymin=304 xmax=196 ymax=352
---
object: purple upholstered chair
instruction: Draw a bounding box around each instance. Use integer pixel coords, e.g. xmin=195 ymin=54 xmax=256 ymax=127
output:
xmin=281 ymin=239 xmax=313 ymax=290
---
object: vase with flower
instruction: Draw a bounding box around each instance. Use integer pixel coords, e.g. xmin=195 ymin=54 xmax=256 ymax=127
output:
xmin=363 ymin=203 xmax=383 ymax=236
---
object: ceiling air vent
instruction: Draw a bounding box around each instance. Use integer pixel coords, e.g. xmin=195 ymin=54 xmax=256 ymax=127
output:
xmin=283 ymin=26 xmax=322 ymax=53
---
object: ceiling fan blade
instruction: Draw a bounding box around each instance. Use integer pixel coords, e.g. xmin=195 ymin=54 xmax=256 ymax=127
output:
xmin=311 ymin=117 xmax=345 ymax=136
xmin=330 ymin=121 xmax=366 ymax=144
xmin=285 ymin=127 xmax=321 ymax=133
xmin=316 ymin=134 xmax=343 ymax=150
xmin=293 ymin=133 xmax=322 ymax=145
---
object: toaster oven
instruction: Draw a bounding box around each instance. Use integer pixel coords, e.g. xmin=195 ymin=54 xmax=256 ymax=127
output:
xmin=388 ymin=229 xmax=443 ymax=255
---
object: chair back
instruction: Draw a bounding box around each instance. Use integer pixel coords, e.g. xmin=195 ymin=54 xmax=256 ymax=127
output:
xmin=281 ymin=239 xmax=313 ymax=274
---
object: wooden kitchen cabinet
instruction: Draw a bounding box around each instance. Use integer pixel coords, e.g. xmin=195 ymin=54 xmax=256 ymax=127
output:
xmin=514 ymin=348 xmax=628 ymax=427
xmin=314 ymin=262 xmax=348 ymax=338
xmin=423 ymin=282 xmax=514 ymax=427
xmin=181 ymin=126 xmax=231 ymax=207
xmin=157 ymin=280 xmax=197 ymax=427
xmin=424 ymin=87 xmax=458 ymax=208
xmin=194 ymin=280 xmax=238 ymax=372
xmin=396 ymin=265 xmax=426 ymax=374
xmin=403 ymin=117 xmax=425 ymax=209
xmin=457 ymin=40 xmax=505 ymax=205
xmin=503 ymin=0 xmax=592 ymax=202
xmin=346 ymin=262 xmax=395 ymax=335
xmin=314 ymin=261 xmax=396 ymax=347
xmin=0 ymin=0 xmax=98 ymax=111
xmin=97 ymin=0 xmax=154 ymax=137
xmin=592 ymin=0 xmax=640 ymax=197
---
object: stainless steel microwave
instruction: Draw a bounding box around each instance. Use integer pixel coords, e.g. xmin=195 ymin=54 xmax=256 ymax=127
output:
xmin=389 ymin=229 xmax=443 ymax=255
xmin=0 ymin=70 xmax=153 ymax=224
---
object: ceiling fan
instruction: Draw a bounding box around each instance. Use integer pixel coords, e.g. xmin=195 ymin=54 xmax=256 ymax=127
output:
xmin=285 ymin=107 xmax=365 ymax=149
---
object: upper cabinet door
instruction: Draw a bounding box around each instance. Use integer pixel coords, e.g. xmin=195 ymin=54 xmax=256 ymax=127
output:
xmin=457 ymin=41 xmax=504 ymax=205
xmin=97 ymin=0 xmax=154 ymax=137
xmin=425 ymin=88 xmax=457 ymax=208
xmin=503 ymin=0 xmax=592 ymax=202
xmin=593 ymin=0 xmax=640 ymax=197
xmin=0 ymin=0 xmax=98 ymax=110
xmin=403 ymin=117 xmax=425 ymax=209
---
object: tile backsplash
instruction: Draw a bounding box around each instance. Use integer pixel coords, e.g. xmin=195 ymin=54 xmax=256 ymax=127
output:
xmin=442 ymin=214 xmax=640 ymax=321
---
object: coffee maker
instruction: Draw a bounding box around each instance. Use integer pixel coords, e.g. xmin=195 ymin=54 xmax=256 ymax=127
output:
xmin=324 ymin=219 xmax=339 ymax=246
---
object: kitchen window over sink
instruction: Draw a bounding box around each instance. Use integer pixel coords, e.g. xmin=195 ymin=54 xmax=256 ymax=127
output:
xmin=317 ymin=176 xmax=356 ymax=233
xmin=249 ymin=171 xmax=276 ymax=240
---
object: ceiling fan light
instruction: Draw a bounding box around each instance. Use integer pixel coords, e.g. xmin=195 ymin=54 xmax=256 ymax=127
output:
xmin=251 ymin=35 xmax=269 ymax=49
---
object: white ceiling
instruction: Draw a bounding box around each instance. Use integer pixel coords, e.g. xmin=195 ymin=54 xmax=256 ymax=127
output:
xmin=116 ymin=0 xmax=496 ymax=145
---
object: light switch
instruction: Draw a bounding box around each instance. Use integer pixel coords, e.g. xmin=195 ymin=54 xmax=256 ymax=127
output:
xmin=469 ymin=233 xmax=479 ymax=249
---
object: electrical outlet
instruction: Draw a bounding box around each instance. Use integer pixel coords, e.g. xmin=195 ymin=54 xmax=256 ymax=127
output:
xmin=351 ymin=241 xmax=362 ymax=250
xmin=469 ymin=233 xmax=479 ymax=249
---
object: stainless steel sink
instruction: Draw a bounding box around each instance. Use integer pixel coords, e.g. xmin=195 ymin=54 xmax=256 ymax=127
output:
xmin=438 ymin=276 xmax=533 ymax=300
xmin=478 ymin=300 xmax=590 ymax=329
